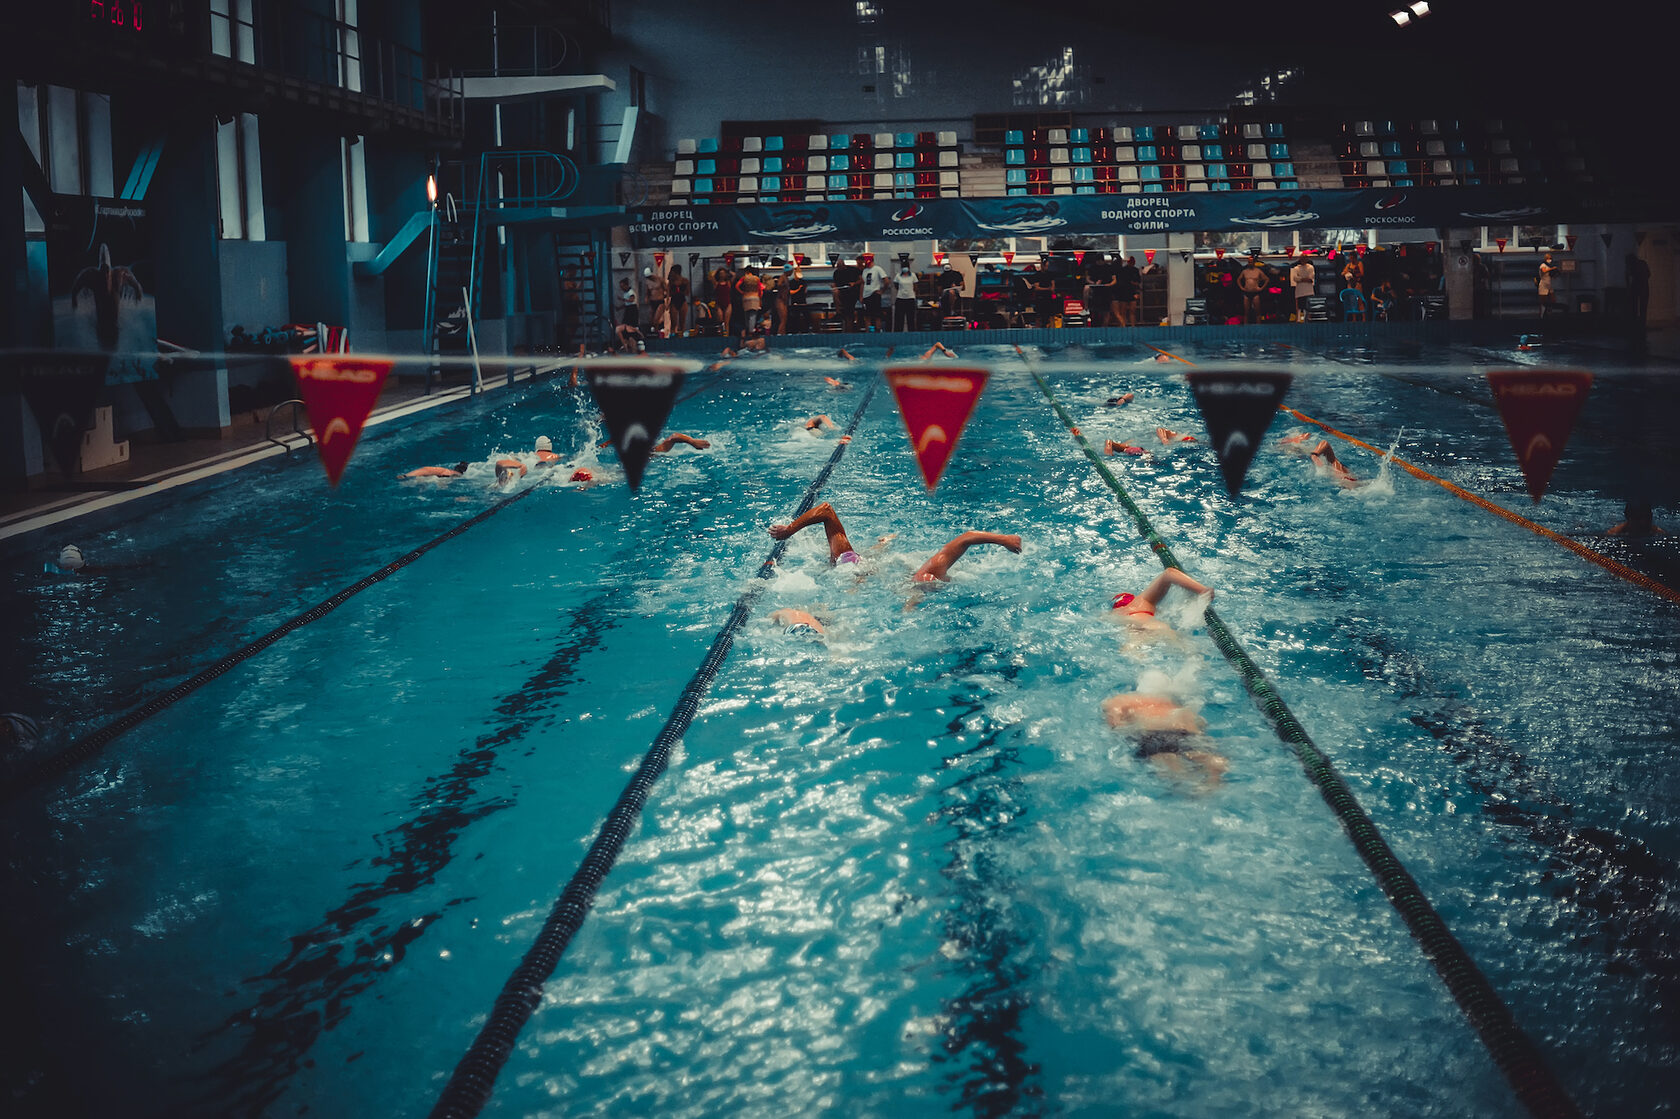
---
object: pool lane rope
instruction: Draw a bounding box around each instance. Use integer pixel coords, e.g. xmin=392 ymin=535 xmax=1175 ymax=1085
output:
xmin=1 ymin=485 xmax=544 ymax=807
xmin=1022 ymin=351 xmax=1583 ymax=1119
xmin=427 ymin=376 xmax=881 ymax=1119
xmin=1281 ymin=403 xmax=1680 ymax=605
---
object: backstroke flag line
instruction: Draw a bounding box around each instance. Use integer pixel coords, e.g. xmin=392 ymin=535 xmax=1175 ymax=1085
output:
xmin=587 ymin=360 xmax=687 ymax=491
xmin=290 ymin=355 xmax=395 ymax=486
xmin=1486 ymin=369 xmax=1593 ymax=503
xmin=885 ymin=364 xmax=989 ymax=491
xmin=1187 ymin=370 xmax=1293 ymax=497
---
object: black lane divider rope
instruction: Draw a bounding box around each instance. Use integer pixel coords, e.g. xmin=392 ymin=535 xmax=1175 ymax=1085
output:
xmin=428 ymin=376 xmax=881 ymax=1119
xmin=1023 ymin=353 xmax=1583 ymax=1119
xmin=1 ymin=486 xmax=542 ymax=807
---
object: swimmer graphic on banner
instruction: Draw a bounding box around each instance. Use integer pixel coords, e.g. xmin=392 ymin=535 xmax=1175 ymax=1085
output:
xmin=885 ymin=364 xmax=988 ymax=490
xmin=290 ymin=355 xmax=395 ymax=486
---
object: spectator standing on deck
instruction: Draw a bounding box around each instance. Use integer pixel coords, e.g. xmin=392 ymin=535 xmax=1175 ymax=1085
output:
xmin=1237 ymin=256 xmax=1268 ymax=324
xmin=787 ymin=264 xmax=810 ymax=333
xmin=1626 ymin=254 xmax=1651 ymax=328
xmin=892 ymin=264 xmax=918 ymax=332
xmin=1116 ymin=256 xmax=1143 ymax=327
xmin=1537 ymin=252 xmax=1558 ymax=317
xmin=667 ymin=265 xmax=691 ymax=337
xmin=832 ymin=257 xmax=862 ymax=331
xmin=860 ymin=256 xmax=889 ymax=331
xmin=1290 ymin=256 xmax=1317 ymax=321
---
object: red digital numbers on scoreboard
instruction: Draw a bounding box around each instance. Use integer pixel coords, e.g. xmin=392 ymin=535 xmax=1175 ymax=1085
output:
xmin=88 ymin=0 xmax=144 ymax=32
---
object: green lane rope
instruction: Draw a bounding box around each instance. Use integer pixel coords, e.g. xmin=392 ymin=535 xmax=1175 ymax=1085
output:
xmin=1022 ymin=351 xmax=1582 ymax=1119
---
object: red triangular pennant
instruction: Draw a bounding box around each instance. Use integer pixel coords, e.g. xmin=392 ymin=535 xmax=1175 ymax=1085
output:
xmin=1186 ymin=370 xmax=1292 ymax=497
xmin=586 ymin=360 xmax=687 ymax=491
xmin=1495 ymin=238 xmax=1507 ymax=252
xmin=290 ymin=355 xmax=394 ymax=486
xmin=1002 ymin=251 xmax=1014 ymax=264
xmin=3 ymin=350 xmax=112 ymax=477
xmin=1487 ymin=369 xmax=1592 ymax=503
xmin=885 ymin=364 xmax=988 ymax=491
xmin=933 ymin=252 xmax=945 ymax=265
xmin=1074 ymin=250 xmax=1086 ymax=264
xmin=654 ymin=251 xmax=666 ymax=270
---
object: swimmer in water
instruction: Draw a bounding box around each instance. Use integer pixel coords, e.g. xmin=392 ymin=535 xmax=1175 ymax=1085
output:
xmin=806 ymin=414 xmax=836 ymax=432
xmin=1107 ymin=569 xmax=1214 ymax=643
xmin=1104 ymin=439 xmax=1146 ymax=456
xmin=1105 ymin=393 xmax=1135 ymax=406
xmin=401 ymin=462 xmax=470 ymax=479
xmin=1156 ymin=427 xmax=1196 ymax=444
xmin=533 ymin=436 xmax=562 ymax=464
xmin=1101 ymin=689 xmax=1227 ymax=787
xmin=1307 ymin=439 xmax=1359 ymax=487
xmin=1606 ymin=501 xmax=1666 ymax=537
xmin=493 ymin=458 xmax=528 ymax=486
xmin=767 ymin=502 xmax=1019 ymax=581
xmin=919 ymin=342 xmax=957 ymax=360
xmin=655 ymin=433 xmax=710 ymax=452
xmin=769 ymin=608 xmax=826 ymax=639
xmin=721 ymin=336 xmax=769 ymax=357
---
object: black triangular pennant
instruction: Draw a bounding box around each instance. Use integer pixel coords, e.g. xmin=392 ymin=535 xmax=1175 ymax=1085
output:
xmin=619 ymin=252 xmax=631 ymax=266
xmin=586 ymin=361 xmax=686 ymax=491
xmin=1186 ymin=370 xmax=1292 ymax=497
xmin=3 ymin=350 xmax=112 ymax=477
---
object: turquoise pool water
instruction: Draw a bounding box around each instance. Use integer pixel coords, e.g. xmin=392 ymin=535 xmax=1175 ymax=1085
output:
xmin=2 ymin=338 xmax=1677 ymax=1117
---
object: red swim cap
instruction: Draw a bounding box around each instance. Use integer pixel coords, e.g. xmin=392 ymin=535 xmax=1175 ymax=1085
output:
xmin=570 ymin=469 xmax=593 ymax=482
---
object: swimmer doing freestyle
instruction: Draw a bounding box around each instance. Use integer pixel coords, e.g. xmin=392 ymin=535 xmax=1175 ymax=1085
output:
xmin=1106 ymin=568 xmax=1214 ymax=643
xmin=767 ymin=502 xmax=1020 ymax=582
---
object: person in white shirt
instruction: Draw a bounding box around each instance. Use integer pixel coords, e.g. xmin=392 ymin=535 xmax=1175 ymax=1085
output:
xmin=891 ymin=266 xmax=919 ymax=331
xmin=1289 ymin=257 xmax=1317 ymax=321
xmin=859 ymin=257 xmax=888 ymax=331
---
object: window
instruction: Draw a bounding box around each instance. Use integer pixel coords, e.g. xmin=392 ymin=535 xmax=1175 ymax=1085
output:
xmin=342 ymin=135 xmax=368 ymax=241
xmin=215 ymin=113 xmax=265 ymax=239
xmin=337 ymin=0 xmax=361 ymax=92
xmin=209 ymin=0 xmax=256 ymax=63
xmin=25 ymin=83 xmax=114 ymax=200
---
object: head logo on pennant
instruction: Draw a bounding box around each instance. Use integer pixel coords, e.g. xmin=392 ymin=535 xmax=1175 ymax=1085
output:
xmin=290 ymin=355 xmax=394 ymax=486
xmin=1486 ymin=369 xmax=1592 ymax=502
xmin=1145 ymin=249 xmax=1156 ymax=263
xmin=1001 ymin=251 xmax=1014 ymax=265
xmin=933 ymin=252 xmax=945 ymax=266
xmin=585 ymin=359 xmax=688 ymax=491
xmin=1186 ymin=370 xmax=1293 ymax=497
xmin=885 ymin=364 xmax=988 ymax=490
xmin=654 ymin=251 xmax=666 ymax=270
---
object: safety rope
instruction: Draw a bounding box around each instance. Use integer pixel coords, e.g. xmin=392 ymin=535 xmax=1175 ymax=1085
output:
xmin=1 ymin=486 xmax=542 ymax=807
xmin=1023 ymin=350 xmax=1582 ymax=1119
xmin=427 ymin=376 xmax=881 ymax=1119
xmin=1282 ymin=404 xmax=1680 ymax=605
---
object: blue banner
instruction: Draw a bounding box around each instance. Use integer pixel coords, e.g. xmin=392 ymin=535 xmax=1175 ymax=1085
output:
xmin=623 ymin=187 xmax=1660 ymax=248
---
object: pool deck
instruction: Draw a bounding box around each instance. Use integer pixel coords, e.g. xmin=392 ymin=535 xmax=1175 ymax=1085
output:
xmin=5 ymin=321 xmax=1675 ymax=547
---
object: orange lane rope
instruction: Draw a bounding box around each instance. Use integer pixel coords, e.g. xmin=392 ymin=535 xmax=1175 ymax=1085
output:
xmin=1281 ymin=404 xmax=1680 ymax=605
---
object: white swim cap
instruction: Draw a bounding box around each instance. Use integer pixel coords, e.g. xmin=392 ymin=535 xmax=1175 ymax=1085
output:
xmin=535 ymin=436 xmax=553 ymax=451
xmin=643 ymin=267 xmax=653 ymax=277
xmin=57 ymin=545 xmax=85 ymax=570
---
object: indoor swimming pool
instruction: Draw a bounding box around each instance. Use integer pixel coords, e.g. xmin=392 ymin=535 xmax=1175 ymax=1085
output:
xmin=2 ymin=336 xmax=1676 ymax=1118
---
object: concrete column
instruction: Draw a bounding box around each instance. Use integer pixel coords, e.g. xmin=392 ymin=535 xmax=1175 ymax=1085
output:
xmin=1166 ymin=233 xmax=1195 ymax=325
xmin=1443 ymin=228 xmax=1478 ymax=321
xmin=150 ymin=101 xmax=230 ymax=437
